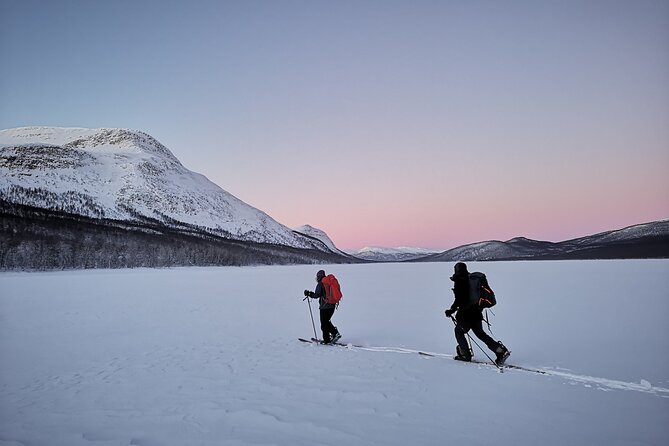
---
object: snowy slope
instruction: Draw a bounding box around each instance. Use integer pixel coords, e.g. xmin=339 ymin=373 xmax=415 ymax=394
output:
xmin=0 ymin=260 xmax=667 ymax=445
xmin=565 ymin=219 xmax=669 ymax=246
xmin=0 ymin=127 xmax=326 ymax=249
xmin=293 ymin=224 xmax=349 ymax=256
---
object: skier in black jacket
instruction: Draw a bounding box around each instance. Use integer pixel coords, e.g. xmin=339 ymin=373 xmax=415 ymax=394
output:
xmin=304 ymin=269 xmax=341 ymax=344
xmin=445 ymin=262 xmax=510 ymax=365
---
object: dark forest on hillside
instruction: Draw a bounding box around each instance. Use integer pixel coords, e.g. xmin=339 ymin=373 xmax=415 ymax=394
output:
xmin=0 ymin=201 xmax=354 ymax=271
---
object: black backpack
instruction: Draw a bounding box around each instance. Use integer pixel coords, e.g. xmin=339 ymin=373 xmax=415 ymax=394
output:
xmin=468 ymin=272 xmax=496 ymax=309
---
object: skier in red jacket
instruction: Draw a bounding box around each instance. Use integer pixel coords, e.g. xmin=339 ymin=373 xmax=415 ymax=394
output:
xmin=304 ymin=269 xmax=341 ymax=344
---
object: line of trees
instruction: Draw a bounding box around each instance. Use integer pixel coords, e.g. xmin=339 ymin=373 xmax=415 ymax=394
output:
xmin=0 ymin=200 xmax=354 ymax=271
xmin=0 ymin=185 xmax=106 ymax=219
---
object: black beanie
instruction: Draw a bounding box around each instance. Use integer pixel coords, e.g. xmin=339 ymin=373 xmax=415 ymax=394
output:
xmin=316 ymin=270 xmax=326 ymax=279
xmin=454 ymin=262 xmax=468 ymax=275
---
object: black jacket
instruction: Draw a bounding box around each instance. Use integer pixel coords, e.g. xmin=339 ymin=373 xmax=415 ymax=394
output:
xmin=449 ymin=272 xmax=482 ymax=321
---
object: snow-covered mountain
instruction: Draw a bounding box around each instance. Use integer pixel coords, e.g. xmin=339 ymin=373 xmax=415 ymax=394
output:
xmin=0 ymin=127 xmax=330 ymax=251
xmin=351 ymin=246 xmax=441 ymax=262
xmin=420 ymin=237 xmax=563 ymax=261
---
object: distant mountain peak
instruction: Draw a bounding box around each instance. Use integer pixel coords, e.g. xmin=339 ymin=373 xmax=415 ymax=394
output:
xmin=351 ymin=246 xmax=441 ymax=262
xmin=506 ymin=236 xmax=532 ymax=243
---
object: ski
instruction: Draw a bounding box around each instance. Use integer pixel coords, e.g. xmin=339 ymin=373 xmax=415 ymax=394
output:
xmin=466 ymin=357 xmax=546 ymax=374
xmin=298 ymin=338 xmax=546 ymax=374
xmin=299 ymin=337 xmax=363 ymax=348
xmin=433 ymin=352 xmax=545 ymax=375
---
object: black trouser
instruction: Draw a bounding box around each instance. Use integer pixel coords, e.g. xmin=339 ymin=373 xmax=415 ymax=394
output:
xmin=320 ymin=308 xmax=337 ymax=341
xmin=454 ymin=312 xmax=499 ymax=356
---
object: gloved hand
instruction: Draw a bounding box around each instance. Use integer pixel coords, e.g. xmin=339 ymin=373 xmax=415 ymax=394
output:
xmin=445 ymin=308 xmax=455 ymax=318
xmin=304 ymin=290 xmax=312 ymax=298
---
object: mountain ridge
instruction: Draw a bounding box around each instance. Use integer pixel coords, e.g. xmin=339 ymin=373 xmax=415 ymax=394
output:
xmin=416 ymin=220 xmax=669 ymax=262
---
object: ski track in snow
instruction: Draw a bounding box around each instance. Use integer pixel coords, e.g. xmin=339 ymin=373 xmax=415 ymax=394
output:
xmin=300 ymin=341 xmax=669 ymax=398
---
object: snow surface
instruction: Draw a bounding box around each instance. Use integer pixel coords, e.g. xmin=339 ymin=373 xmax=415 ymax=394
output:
xmin=1 ymin=260 xmax=668 ymax=445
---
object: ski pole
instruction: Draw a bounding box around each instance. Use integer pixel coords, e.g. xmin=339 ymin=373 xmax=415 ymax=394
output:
xmin=450 ymin=316 xmax=500 ymax=370
xmin=483 ymin=309 xmax=493 ymax=334
xmin=303 ymin=294 xmax=318 ymax=341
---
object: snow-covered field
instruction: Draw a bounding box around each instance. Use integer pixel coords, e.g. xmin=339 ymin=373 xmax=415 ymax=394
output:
xmin=1 ymin=260 xmax=668 ymax=445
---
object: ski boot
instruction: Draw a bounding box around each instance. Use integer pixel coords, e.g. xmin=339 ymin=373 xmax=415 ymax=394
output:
xmin=454 ymin=345 xmax=472 ymax=362
xmin=495 ymin=342 xmax=510 ymax=366
xmin=331 ymin=330 xmax=341 ymax=344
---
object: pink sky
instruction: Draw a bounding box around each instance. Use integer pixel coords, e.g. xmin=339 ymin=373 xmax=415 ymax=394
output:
xmin=2 ymin=2 xmax=668 ymax=251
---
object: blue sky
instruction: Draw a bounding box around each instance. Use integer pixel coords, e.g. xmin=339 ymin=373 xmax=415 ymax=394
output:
xmin=2 ymin=0 xmax=668 ymax=250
